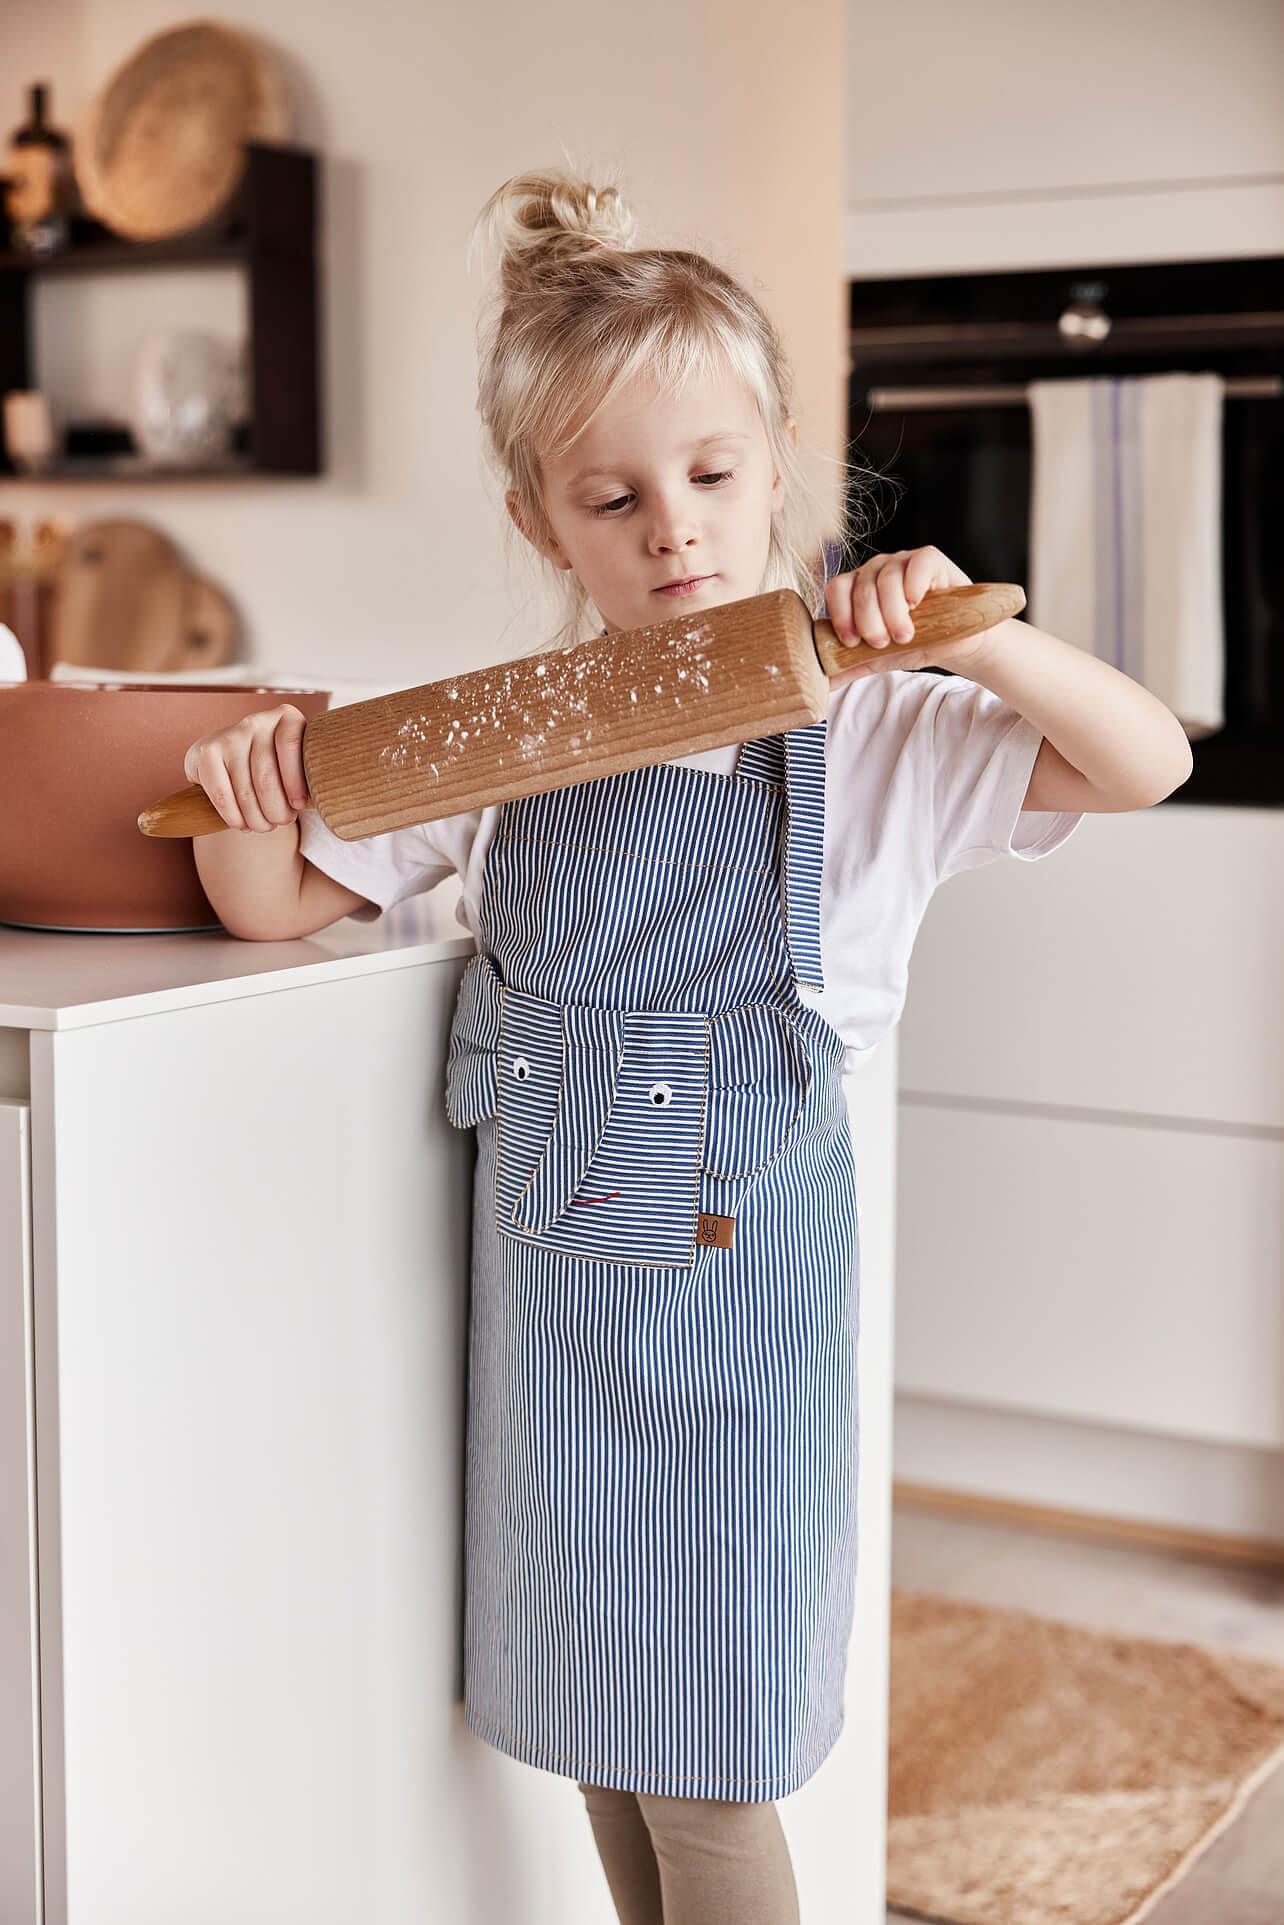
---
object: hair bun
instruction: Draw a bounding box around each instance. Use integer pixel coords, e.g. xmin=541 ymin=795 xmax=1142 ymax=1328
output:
xmin=474 ymin=167 xmax=638 ymax=297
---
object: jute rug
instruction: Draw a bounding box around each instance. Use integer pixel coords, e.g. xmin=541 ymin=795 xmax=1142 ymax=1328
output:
xmin=887 ymin=1588 xmax=1284 ymax=1925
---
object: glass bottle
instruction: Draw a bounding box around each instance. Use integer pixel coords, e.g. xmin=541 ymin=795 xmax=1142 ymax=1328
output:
xmin=5 ymin=83 xmax=75 ymax=257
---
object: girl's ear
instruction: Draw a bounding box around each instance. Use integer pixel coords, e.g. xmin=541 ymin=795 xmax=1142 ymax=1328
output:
xmin=506 ymin=490 xmax=573 ymax=571
xmin=505 ymin=489 xmax=534 ymax=545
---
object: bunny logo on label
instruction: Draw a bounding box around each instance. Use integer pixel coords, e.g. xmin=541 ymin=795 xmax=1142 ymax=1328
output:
xmin=696 ymin=1213 xmax=735 ymax=1249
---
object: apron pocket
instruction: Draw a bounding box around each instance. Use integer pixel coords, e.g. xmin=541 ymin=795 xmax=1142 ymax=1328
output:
xmin=702 ymin=1003 xmax=812 ymax=1179
xmin=498 ymin=995 xmax=709 ymax=1268
xmin=444 ymin=950 xmax=505 ymax=1128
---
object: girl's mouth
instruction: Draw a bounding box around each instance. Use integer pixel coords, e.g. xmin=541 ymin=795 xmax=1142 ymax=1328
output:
xmin=654 ymin=574 xmax=714 ymax=598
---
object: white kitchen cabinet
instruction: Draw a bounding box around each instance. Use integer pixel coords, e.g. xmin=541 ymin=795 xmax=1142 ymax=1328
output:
xmin=0 ymin=900 xmax=894 ymax=1925
xmin=846 ymin=0 xmax=1284 ymax=271
xmin=1 ymin=1098 xmax=39 ymax=1925
xmin=899 ymin=805 xmax=1284 ymax=1130
xmin=894 ymin=803 xmax=1284 ymax=1542
xmin=896 ymin=1099 xmax=1284 ymax=1450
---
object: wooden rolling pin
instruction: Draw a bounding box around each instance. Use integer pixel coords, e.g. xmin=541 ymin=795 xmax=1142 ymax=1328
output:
xmin=138 ymin=580 xmax=1025 ymax=840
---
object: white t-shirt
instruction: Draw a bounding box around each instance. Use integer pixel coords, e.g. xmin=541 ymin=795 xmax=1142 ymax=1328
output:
xmin=298 ymin=668 xmax=1083 ymax=1071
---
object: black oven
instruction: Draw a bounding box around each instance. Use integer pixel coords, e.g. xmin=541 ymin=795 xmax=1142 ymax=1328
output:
xmin=844 ymin=255 xmax=1283 ymax=808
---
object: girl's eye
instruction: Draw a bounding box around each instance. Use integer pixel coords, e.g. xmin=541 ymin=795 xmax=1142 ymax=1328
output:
xmin=589 ymin=471 xmax=735 ymax=518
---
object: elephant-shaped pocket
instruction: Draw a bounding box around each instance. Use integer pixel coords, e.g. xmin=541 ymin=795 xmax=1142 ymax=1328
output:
xmin=496 ymin=989 xmax=709 ymax=1269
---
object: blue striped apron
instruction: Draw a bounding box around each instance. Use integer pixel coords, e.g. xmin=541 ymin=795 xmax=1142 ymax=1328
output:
xmin=443 ymin=719 xmax=860 ymax=1802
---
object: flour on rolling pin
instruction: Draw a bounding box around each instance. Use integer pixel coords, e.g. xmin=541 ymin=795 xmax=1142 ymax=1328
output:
xmin=375 ymin=620 xmax=737 ymax=777
xmin=301 ymin=588 xmax=833 ymax=840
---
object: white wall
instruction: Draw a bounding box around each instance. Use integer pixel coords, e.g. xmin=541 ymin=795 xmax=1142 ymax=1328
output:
xmin=2 ymin=0 xmax=846 ymax=688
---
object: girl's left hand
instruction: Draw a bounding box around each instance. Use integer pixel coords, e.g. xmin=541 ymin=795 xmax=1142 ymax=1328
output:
xmin=822 ymin=546 xmax=1002 ymax=689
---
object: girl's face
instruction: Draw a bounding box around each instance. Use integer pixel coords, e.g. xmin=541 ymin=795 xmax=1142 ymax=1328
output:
xmin=512 ymin=364 xmax=790 ymax=636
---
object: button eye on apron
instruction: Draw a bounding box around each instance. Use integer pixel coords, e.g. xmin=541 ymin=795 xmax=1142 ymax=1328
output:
xmin=648 ymin=1081 xmax=673 ymax=1107
xmin=512 ymin=1055 xmax=531 ymax=1081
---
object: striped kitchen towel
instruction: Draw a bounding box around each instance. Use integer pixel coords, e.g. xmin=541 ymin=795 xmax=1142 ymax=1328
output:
xmin=1027 ymin=373 xmax=1225 ymax=736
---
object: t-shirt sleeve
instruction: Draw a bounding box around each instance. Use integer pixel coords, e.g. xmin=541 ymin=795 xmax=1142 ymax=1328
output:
xmin=297 ymin=804 xmax=454 ymax=922
xmin=928 ymin=675 xmax=1085 ymax=883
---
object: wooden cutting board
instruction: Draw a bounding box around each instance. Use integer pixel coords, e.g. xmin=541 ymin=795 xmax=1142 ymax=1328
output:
xmin=139 ymin=581 xmax=1025 ymax=840
xmin=51 ymin=519 xmax=239 ymax=674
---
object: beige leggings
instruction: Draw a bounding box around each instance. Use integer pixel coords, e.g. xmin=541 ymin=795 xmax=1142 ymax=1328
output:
xmin=577 ymin=1780 xmax=801 ymax=1925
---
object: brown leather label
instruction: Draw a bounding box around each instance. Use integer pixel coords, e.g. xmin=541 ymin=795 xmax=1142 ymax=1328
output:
xmin=696 ymin=1213 xmax=735 ymax=1249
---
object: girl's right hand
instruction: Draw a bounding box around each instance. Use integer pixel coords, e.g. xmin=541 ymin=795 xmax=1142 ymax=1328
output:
xmin=183 ymin=703 xmax=311 ymax=833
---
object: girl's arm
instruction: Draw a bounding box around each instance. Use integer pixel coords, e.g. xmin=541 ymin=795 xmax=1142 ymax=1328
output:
xmin=194 ymin=823 xmax=373 ymax=940
xmin=824 ymin=547 xmax=1194 ymax=814
xmin=942 ymin=615 xmax=1194 ymax=814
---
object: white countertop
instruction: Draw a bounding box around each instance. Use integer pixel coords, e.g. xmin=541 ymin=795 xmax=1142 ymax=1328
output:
xmin=0 ymin=891 xmax=474 ymax=1030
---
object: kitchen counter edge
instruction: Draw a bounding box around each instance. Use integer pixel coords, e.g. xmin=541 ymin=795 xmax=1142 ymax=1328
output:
xmin=0 ymin=896 xmax=476 ymax=1031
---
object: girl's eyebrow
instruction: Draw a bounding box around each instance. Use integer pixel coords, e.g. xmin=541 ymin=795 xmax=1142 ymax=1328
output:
xmin=567 ymin=431 xmax=750 ymax=489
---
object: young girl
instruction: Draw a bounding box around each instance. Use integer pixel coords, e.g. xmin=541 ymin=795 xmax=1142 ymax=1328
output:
xmin=187 ymin=169 xmax=1192 ymax=1925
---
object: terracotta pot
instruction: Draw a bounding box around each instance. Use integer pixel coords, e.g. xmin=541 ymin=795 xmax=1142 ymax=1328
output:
xmin=0 ymin=681 xmax=330 ymax=932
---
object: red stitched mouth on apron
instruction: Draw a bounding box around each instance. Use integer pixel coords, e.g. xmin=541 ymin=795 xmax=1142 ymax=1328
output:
xmin=567 ymin=1192 xmax=622 ymax=1206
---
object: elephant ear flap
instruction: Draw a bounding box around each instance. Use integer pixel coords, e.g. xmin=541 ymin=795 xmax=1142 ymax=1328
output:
xmin=445 ymin=952 xmax=504 ymax=1128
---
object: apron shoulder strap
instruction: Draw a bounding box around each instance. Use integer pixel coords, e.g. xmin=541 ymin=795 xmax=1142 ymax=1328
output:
xmin=782 ymin=720 xmax=828 ymax=993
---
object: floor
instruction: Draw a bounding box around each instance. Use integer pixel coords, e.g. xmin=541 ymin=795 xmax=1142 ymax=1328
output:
xmin=886 ymin=1504 xmax=1284 ymax=1925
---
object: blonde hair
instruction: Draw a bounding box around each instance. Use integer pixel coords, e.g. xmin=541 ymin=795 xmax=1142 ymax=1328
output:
xmin=469 ymin=165 xmax=875 ymax=651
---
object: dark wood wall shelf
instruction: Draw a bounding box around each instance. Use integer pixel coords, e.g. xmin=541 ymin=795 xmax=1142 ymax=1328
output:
xmin=0 ymin=143 xmax=322 ymax=479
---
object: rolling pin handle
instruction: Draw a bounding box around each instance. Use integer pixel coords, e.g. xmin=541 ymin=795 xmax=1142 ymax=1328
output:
xmin=812 ymin=581 xmax=1026 ymax=677
xmin=137 ymin=782 xmax=232 ymax=838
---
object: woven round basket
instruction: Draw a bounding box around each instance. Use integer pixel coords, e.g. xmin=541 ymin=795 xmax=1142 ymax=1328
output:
xmin=74 ymin=21 xmax=291 ymax=241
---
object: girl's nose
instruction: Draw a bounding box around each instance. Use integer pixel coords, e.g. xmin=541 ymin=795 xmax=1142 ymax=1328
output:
xmin=647 ymin=509 xmax=700 ymax=554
